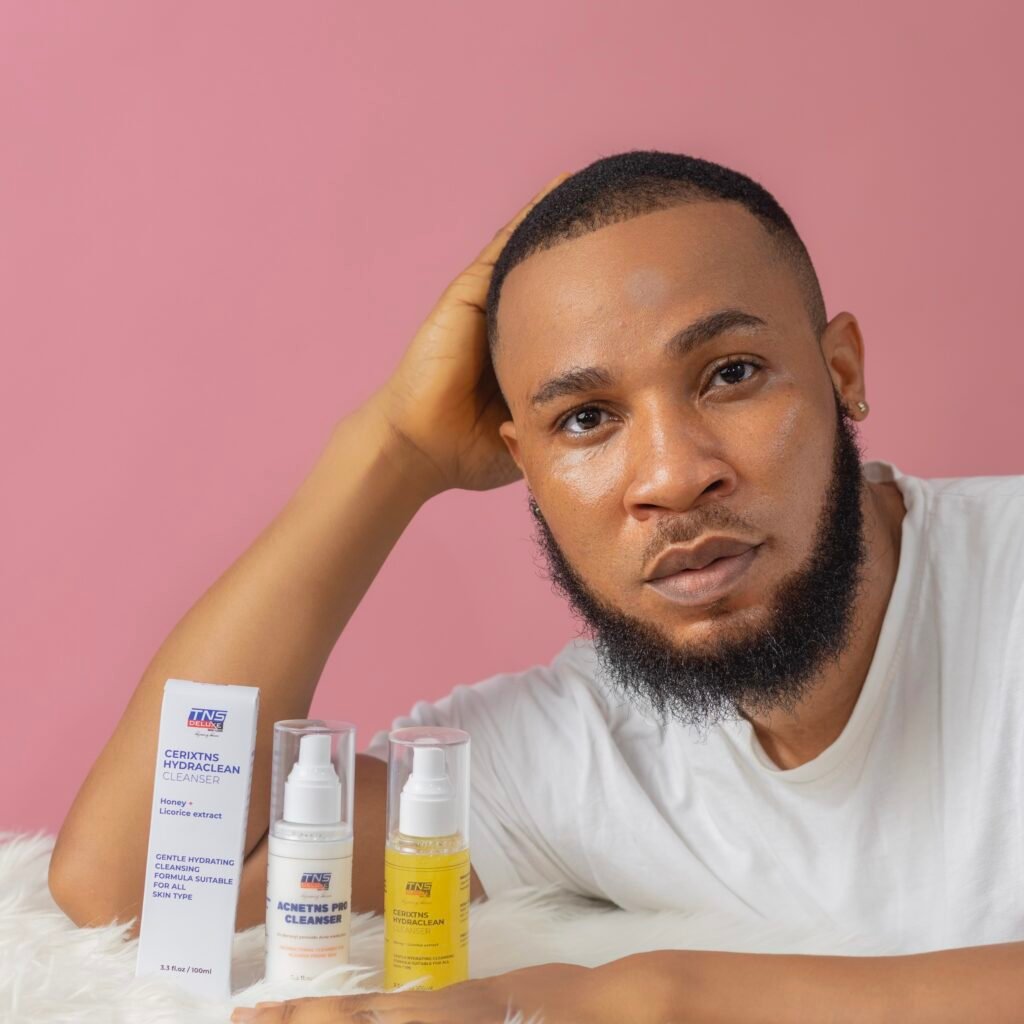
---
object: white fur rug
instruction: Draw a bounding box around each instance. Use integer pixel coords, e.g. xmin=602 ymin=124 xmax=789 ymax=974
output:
xmin=0 ymin=832 xmax=893 ymax=1023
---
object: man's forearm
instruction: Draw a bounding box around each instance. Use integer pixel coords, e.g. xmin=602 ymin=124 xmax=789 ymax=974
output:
xmin=50 ymin=396 xmax=439 ymax=924
xmin=596 ymin=940 xmax=1024 ymax=1023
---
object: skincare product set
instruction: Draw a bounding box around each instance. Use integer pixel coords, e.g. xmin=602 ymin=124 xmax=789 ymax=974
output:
xmin=135 ymin=680 xmax=470 ymax=998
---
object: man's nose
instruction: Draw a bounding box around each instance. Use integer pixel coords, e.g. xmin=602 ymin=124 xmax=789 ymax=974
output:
xmin=621 ymin=405 xmax=737 ymax=518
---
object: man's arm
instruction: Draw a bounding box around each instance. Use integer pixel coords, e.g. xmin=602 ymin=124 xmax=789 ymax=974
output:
xmin=602 ymin=941 xmax=1024 ymax=1023
xmin=48 ymin=171 xmax=571 ymax=932
xmin=232 ymin=941 xmax=1024 ymax=1023
xmin=48 ymin=399 xmax=439 ymax=932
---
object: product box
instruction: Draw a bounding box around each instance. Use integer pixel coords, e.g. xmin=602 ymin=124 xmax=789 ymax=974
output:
xmin=135 ymin=679 xmax=260 ymax=998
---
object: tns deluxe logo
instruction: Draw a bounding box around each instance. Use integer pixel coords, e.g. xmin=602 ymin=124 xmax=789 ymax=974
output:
xmin=300 ymin=872 xmax=332 ymax=891
xmin=187 ymin=707 xmax=227 ymax=732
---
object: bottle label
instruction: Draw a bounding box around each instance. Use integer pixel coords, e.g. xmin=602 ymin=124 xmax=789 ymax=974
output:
xmin=265 ymin=851 xmax=353 ymax=982
xmin=383 ymin=847 xmax=470 ymax=990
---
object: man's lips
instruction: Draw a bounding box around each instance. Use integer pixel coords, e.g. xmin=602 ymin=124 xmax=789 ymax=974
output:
xmin=644 ymin=544 xmax=762 ymax=605
xmin=645 ymin=536 xmax=760 ymax=579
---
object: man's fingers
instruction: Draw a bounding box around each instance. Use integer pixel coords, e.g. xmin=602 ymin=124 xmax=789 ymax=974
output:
xmin=234 ymin=993 xmax=436 ymax=1023
xmin=508 ymin=170 xmax=574 ymax=232
xmin=234 ymin=995 xmax=360 ymax=1022
xmin=437 ymin=170 xmax=572 ymax=315
xmin=475 ymin=170 xmax=573 ymax=265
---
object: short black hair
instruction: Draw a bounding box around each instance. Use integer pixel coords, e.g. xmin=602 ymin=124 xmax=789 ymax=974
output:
xmin=485 ymin=149 xmax=827 ymax=353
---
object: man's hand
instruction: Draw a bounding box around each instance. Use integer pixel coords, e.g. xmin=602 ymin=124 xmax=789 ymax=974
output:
xmin=230 ymin=962 xmax=623 ymax=1024
xmin=367 ymin=171 xmax=572 ymax=498
xmin=231 ymin=940 xmax=1024 ymax=1024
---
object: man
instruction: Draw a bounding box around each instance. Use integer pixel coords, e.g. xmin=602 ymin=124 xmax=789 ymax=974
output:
xmin=51 ymin=152 xmax=1024 ymax=1021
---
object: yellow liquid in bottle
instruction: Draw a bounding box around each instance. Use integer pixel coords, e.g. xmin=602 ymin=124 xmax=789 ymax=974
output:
xmin=383 ymin=831 xmax=469 ymax=991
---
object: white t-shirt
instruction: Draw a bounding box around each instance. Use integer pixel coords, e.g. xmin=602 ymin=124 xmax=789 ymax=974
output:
xmin=366 ymin=459 xmax=1024 ymax=954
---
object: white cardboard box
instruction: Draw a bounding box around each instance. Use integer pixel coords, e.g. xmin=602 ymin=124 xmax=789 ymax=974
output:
xmin=135 ymin=679 xmax=260 ymax=998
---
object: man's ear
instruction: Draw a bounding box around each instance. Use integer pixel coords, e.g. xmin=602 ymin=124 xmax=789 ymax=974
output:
xmin=498 ymin=419 xmax=525 ymax=475
xmin=819 ymin=311 xmax=867 ymax=411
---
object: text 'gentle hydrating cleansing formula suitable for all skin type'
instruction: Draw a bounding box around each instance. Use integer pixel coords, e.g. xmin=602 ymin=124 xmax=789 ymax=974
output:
xmin=265 ymin=720 xmax=356 ymax=983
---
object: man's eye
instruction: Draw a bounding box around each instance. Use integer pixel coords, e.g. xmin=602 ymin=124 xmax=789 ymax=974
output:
xmin=552 ymin=360 xmax=761 ymax=436
xmin=559 ymin=406 xmax=609 ymax=435
xmin=709 ymin=360 xmax=761 ymax=388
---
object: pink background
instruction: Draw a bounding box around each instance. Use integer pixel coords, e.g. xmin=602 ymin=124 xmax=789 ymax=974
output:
xmin=2 ymin=2 xmax=1021 ymax=833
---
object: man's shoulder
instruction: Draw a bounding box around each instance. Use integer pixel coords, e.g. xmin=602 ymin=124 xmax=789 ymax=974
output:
xmin=920 ymin=468 xmax=1024 ymax=502
xmin=451 ymin=637 xmax=610 ymax=716
xmin=364 ymin=639 xmax=612 ymax=762
xmin=914 ymin=465 xmax=1024 ymax=543
xmin=870 ymin=458 xmax=1024 ymax=542
xmin=895 ymin=463 xmax=1024 ymax=607
xmin=867 ymin=457 xmax=1024 ymax=505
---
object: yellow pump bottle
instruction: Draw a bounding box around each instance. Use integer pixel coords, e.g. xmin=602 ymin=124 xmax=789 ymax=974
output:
xmin=383 ymin=729 xmax=470 ymax=991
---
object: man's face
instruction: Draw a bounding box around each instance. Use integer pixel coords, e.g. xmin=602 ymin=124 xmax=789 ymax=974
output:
xmin=494 ymin=201 xmax=869 ymax=726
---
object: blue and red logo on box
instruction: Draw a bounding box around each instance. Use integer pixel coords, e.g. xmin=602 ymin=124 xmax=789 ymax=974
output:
xmin=300 ymin=872 xmax=332 ymax=891
xmin=187 ymin=707 xmax=227 ymax=732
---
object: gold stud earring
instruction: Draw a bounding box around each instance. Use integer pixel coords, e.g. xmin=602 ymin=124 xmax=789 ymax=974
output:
xmin=856 ymin=401 xmax=868 ymax=414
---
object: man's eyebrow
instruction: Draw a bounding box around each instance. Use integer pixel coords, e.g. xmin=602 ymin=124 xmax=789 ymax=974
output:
xmin=528 ymin=308 xmax=769 ymax=410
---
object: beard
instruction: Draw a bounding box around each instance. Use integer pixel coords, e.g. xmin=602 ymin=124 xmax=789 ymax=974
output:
xmin=529 ymin=388 xmax=870 ymax=734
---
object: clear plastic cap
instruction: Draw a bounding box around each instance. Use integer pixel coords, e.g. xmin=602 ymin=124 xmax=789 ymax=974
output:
xmin=270 ymin=720 xmax=356 ymax=841
xmin=386 ymin=726 xmax=470 ymax=841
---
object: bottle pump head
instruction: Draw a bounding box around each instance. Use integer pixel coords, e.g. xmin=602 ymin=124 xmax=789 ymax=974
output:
xmin=283 ymin=732 xmax=342 ymax=825
xmin=399 ymin=743 xmax=457 ymax=837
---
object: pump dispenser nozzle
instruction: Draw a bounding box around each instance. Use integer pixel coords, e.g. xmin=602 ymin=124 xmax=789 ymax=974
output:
xmin=283 ymin=732 xmax=342 ymax=825
xmin=399 ymin=743 xmax=457 ymax=837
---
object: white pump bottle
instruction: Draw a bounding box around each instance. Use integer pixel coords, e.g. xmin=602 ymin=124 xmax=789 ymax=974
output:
xmin=265 ymin=728 xmax=355 ymax=983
